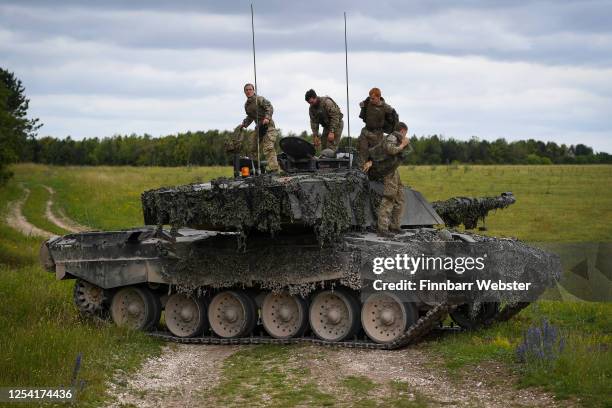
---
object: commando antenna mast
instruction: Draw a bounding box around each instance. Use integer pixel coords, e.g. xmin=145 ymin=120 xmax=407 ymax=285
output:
xmin=344 ymin=12 xmax=352 ymax=168
xmin=251 ymin=3 xmax=261 ymax=175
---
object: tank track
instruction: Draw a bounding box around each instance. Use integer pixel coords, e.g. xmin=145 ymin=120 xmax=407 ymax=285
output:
xmin=148 ymin=302 xmax=451 ymax=350
xmin=148 ymin=301 xmax=533 ymax=349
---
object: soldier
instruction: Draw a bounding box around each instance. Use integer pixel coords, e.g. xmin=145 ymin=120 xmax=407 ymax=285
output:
xmin=357 ymin=87 xmax=398 ymax=168
xmin=238 ymin=83 xmax=279 ymax=172
xmin=364 ymin=122 xmax=410 ymax=237
xmin=305 ymin=89 xmax=344 ymax=152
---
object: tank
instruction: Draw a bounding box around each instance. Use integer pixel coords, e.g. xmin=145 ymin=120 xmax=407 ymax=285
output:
xmin=40 ymin=137 xmax=560 ymax=348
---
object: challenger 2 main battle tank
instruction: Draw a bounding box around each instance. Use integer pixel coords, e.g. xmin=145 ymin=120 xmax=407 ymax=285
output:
xmin=40 ymin=137 xmax=560 ymax=348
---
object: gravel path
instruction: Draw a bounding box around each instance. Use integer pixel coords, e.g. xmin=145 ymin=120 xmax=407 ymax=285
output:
xmin=105 ymin=344 xmax=241 ymax=408
xmin=103 ymin=342 xmax=573 ymax=408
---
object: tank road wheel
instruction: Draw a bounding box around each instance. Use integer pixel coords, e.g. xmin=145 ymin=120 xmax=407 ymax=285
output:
xmin=208 ymin=291 xmax=256 ymax=338
xmin=450 ymin=302 xmax=500 ymax=330
xmin=110 ymin=286 xmax=161 ymax=331
xmin=309 ymin=289 xmax=361 ymax=342
xmin=73 ymin=280 xmax=107 ymax=317
xmin=165 ymin=293 xmax=209 ymax=338
xmin=261 ymin=292 xmax=308 ymax=339
xmin=361 ymin=293 xmax=418 ymax=344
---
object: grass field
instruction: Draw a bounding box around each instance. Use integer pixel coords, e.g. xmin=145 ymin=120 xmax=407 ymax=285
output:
xmin=1 ymin=163 xmax=611 ymax=407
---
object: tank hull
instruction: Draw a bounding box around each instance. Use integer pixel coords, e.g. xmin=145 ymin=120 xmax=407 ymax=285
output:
xmin=41 ymin=225 xmax=560 ymax=346
xmin=43 ymin=226 xmax=559 ymax=303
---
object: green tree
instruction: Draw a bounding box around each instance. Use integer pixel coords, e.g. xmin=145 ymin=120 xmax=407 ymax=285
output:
xmin=0 ymin=68 xmax=41 ymax=184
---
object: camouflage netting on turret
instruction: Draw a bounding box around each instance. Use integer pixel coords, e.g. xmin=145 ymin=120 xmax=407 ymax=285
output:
xmin=432 ymin=192 xmax=516 ymax=229
xmin=141 ymin=170 xmax=377 ymax=244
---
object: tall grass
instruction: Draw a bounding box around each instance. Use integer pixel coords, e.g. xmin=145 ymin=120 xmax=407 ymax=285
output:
xmin=398 ymin=164 xmax=612 ymax=242
xmin=0 ymin=177 xmax=161 ymax=407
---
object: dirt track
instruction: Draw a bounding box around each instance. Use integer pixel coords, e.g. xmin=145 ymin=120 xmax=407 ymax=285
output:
xmin=5 ymin=184 xmax=89 ymax=238
xmin=42 ymin=185 xmax=88 ymax=232
xmin=105 ymin=343 xmax=571 ymax=408
xmin=5 ymin=185 xmax=54 ymax=238
xmin=106 ymin=344 xmax=241 ymax=408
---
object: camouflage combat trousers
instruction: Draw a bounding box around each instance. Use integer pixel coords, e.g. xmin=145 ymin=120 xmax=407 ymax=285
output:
xmin=253 ymin=123 xmax=279 ymax=171
xmin=377 ymin=169 xmax=404 ymax=232
xmin=357 ymin=127 xmax=383 ymax=167
xmin=321 ymin=120 xmax=344 ymax=152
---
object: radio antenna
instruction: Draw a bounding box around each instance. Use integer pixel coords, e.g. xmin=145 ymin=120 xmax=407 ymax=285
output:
xmin=251 ymin=3 xmax=261 ymax=175
xmin=344 ymin=12 xmax=352 ymax=168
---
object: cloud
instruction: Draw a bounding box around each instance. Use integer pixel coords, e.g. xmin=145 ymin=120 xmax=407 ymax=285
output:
xmin=2 ymin=2 xmax=612 ymax=63
xmin=1 ymin=1 xmax=611 ymax=152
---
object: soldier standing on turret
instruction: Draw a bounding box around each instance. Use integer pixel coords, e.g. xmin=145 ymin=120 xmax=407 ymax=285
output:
xmin=357 ymin=87 xmax=399 ymax=168
xmin=364 ymin=122 xmax=411 ymax=237
xmin=305 ymin=89 xmax=344 ymax=153
xmin=238 ymin=83 xmax=280 ymax=172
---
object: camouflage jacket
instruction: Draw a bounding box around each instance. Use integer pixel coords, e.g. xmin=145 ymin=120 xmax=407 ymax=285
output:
xmin=243 ymin=95 xmax=274 ymax=128
xmin=309 ymin=96 xmax=343 ymax=134
xmin=359 ymin=97 xmax=398 ymax=133
xmin=368 ymin=131 xmax=408 ymax=180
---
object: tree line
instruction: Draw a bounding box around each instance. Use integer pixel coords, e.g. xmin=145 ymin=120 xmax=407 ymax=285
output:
xmin=17 ymin=131 xmax=612 ymax=167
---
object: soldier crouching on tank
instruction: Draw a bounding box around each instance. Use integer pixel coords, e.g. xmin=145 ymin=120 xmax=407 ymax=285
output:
xmin=357 ymin=87 xmax=399 ymax=169
xmin=305 ymin=89 xmax=344 ymax=153
xmin=364 ymin=122 xmax=411 ymax=237
xmin=238 ymin=83 xmax=280 ymax=172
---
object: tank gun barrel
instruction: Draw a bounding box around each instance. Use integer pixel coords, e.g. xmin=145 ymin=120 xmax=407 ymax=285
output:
xmin=432 ymin=192 xmax=516 ymax=229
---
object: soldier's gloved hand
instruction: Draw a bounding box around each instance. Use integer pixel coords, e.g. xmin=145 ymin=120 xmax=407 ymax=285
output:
xmin=363 ymin=160 xmax=373 ymax=173
xmin=327 ymin=132 xmax=335 ymax=142
xmin=313 ymin=135 xmax=321 ymax=147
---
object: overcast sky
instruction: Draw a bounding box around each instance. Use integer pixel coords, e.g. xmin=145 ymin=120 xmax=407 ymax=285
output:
xmin=1 ymin=1 xmax=611 ymax=152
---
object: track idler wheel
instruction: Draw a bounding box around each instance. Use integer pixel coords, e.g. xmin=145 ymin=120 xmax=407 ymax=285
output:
xmin=73 ymin=280 xmax=108 ymax=317
xmin=165 ymin=293 xmax=209 ymax=338
xmin=110 ymin=286 xmax=161 ymax=331
xmin=309 ymin=289 xmax=361 ymax=342
xmin=361 ymin=293 xmax=418 ymax=344
xmin=261 ymin=292 xmax=308 ymax=339
xmin=450 ymin=302 xmax=500 ymax=330
xmin=208 ymin=291 xmax=256 ymax=338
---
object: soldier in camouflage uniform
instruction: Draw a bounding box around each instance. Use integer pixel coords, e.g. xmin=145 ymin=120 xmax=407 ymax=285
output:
xmin=357 ymin=87 xmax=398 ymax=169
xmin=238 ymin=83 xmax=279 ymax=172
xmin=305 ymin=89 xmax=344 ymax=152
xmin=364 ymin=122 xmax=410 ymax=237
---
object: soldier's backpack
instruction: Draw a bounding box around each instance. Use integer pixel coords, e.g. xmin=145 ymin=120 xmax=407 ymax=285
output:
xmin=359 ymin=97 xmax=399 ymax=133
xmin=383 ymin=108 xmax=399 ymax=134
